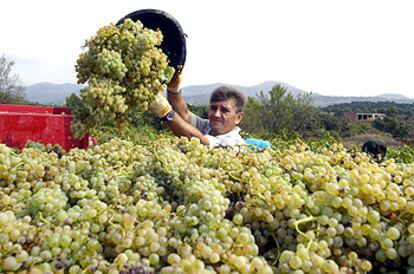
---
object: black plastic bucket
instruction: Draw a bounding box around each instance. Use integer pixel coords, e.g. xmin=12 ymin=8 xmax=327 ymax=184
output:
xmin=117 ymin=9 xmax=187 ymax=81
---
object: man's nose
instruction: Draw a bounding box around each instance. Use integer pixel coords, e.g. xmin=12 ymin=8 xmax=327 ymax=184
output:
xmin=212 ymin=109 xmax=221 ymax=117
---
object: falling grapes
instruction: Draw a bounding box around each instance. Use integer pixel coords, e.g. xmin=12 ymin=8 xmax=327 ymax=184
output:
xmin=68 ymin=18 xmax=175 ymax=138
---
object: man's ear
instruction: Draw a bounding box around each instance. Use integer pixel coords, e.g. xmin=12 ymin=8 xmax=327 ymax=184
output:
xmin=235 ymin=112 xmax=244 ymax=124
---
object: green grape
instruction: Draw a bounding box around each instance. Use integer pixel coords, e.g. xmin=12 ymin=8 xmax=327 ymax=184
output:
xmin=167 ymin=253 xmax=181 ymax=265
xmin=289 ymin=256 xmax=302 ymax=270
xmin=386 ymin=247 xmax=398 ymax=260
xmin=387 ymin=227 xmax=401 ymax=240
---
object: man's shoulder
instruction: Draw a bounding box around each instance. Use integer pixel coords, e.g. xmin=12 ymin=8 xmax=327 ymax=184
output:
xmin=190 ymin=114 xmax=211 ymax=135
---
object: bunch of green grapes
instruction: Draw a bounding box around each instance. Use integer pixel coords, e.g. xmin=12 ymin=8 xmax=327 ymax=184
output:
xmin=69 ymin=18 xmax=175 ymax=138
xmin=3 ymin=136 xmax=414 ymax=273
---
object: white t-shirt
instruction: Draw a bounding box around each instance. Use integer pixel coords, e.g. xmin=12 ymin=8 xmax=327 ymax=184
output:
xmin=189 ymin=114 xmax=245 ymax=148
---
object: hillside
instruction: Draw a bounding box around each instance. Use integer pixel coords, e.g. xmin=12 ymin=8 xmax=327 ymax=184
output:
xmin=22 ymin=81 xmax=414 ymax=107
xmin=23 ymin=82 xmax=83 ymax=105
xmin=182 ymin=81 xmax=306 ymax=105
xmin=313 ymin=94 xmax=414 ymax=108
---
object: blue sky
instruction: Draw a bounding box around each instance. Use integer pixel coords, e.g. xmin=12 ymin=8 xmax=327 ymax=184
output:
xmin=1 ymin=0 xmax=413 ymax=98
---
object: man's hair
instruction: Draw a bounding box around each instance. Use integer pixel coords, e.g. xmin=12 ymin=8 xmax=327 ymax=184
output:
xmin=210 ymin=86 xmax=246 ymax=113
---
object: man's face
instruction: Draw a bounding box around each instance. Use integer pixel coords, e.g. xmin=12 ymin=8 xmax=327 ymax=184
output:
xmin=208 ymin=99 xmax=244 ymax=136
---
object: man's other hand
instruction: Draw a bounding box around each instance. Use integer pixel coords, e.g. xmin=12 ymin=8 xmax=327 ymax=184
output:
xmin=167 ymin=65 xmax=183 ymax=93
xmin=149 ymin=93 xmax=172 ymax=118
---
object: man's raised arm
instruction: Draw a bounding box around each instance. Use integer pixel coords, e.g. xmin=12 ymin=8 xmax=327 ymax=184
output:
xmin=166 ymin=68 xmax=192 ymax=123
xmin=148 ymin=91 xmax=209 ymax=145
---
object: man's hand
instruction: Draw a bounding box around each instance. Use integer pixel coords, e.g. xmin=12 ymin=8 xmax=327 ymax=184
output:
xmin=167 ymin=66 xmax=183 ymax=93
xmin=149 ymin=92 xmax=172 ymax=118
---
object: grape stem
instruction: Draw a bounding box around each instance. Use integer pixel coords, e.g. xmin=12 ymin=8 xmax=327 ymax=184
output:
xmin=270 ymin=233 xmax=281 ymax=265
xmin=293 ymin=215 xmax=316 ymax=250
xmin=296 ymin=138 xmax=309 ymax=150
xmin=380 ymin=215 xmax=392 ymax=223
xmin=396 ymin=210 xmax=409 ymax=225
xmin=252 ymin=192 xmax=266 ymax=202
xmin=153 ymin=147 xmax=161 ymax=162
xmin=38 ymin=212 xmax=53 ymax=227
xmin=228 ymin=171 xmax=241 ymax=182
xmin=14 ymin=162 xmax=24 ymax=170
xmin=107 ymin=209 xmax=116 ymax=227
xmin=176 ymin=206 xmax=186 ymax=216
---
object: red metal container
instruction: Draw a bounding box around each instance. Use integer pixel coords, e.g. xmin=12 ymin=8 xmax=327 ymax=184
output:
xmin=0 ymin=104 xmax=89 ymax=151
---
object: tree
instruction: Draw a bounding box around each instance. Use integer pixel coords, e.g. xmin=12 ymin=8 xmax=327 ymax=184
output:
xmin=319 ymin=112 xmax=351 ymax=137
xmin=241 ymin=84 xmax=322 ymax=138
xmin=0 ymin=55 xmax=26 ymax=104
xmin=373 ymin=116 xmax=410 ymax=139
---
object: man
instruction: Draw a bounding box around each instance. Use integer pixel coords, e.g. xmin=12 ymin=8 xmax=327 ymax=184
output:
xmin=149 ymin=70 xmax=246 ymax=147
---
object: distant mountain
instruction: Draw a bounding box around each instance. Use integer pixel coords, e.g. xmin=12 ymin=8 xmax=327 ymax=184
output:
xmin=182 ymin=81 xmax=306 ymax=105
xmin=21 ymin=81 xmax=414 ymax=107
xmin=312 ymin=94 xmax=414 ymax=108
xmin=23 ymin=82 xmax=83 ymax=105
xmin=377 ymin=93 xmax=411 ymax=100
xmin=238 ymin=81 xmax=306 ymax=98
xmin=183 ymin=82 xmax=414 ymax=106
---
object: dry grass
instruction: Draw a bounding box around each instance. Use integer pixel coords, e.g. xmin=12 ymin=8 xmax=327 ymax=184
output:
xmin=342 ymin=128 xmax=405 ymax=149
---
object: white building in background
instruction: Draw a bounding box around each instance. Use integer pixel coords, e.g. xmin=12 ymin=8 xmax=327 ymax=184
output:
xmin=343 ymin=112 xmax=386 ymax=122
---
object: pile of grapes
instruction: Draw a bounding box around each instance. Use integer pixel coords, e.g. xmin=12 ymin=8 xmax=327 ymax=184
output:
xmin=67 ymin=19 xmax=175 ymax=138
xmin=1 ymin=137 xmax=414 ymax=273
